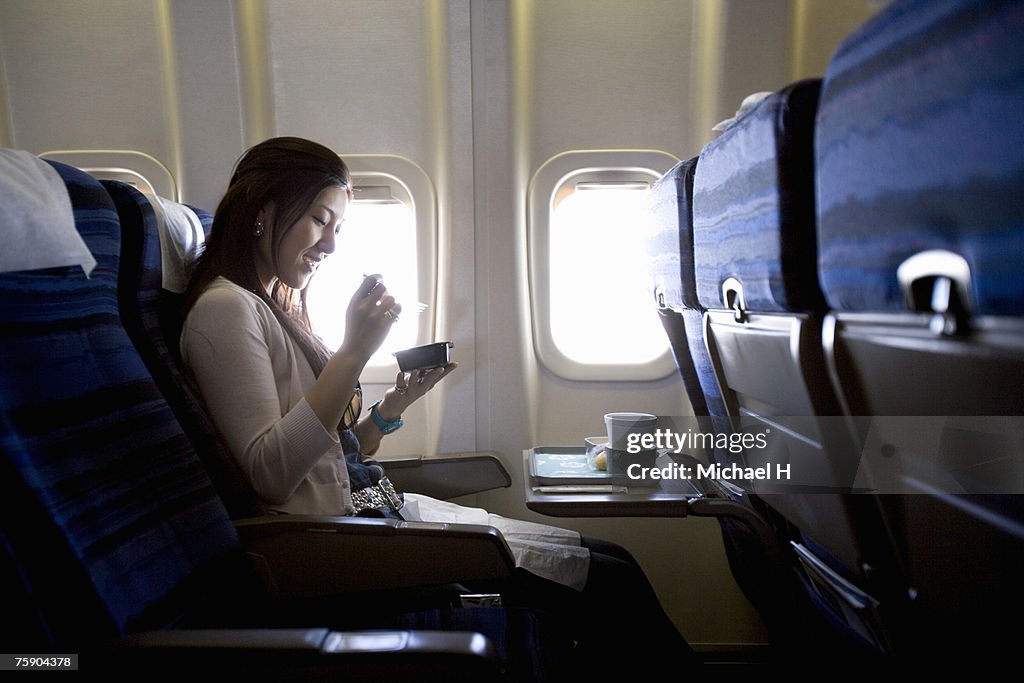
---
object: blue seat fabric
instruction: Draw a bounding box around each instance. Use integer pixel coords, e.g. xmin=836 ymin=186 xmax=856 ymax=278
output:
xmin=103 ymin=180 xmax=264 ymax=519
xmin=816 ymin=0 xmax=1024 ymax=316
xmin=694 ymin=80 xmax=825 ymax=315
xmin=0 ymin=162 xmax=246 ymax=642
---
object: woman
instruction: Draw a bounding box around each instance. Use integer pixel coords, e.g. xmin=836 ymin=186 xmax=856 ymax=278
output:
xmin=181 ymin=136 xmax=693 ymax=673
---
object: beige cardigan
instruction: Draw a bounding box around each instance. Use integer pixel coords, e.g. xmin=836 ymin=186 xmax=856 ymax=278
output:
xmin=181 ymin=277 xmax=356 ymax=515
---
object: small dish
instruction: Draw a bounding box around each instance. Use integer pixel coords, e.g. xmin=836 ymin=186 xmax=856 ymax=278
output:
xmin=393 ymin=341 xmax=454 ymax=372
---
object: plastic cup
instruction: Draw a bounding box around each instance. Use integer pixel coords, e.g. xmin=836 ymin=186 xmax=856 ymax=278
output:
xmin=604 ymin=412 xmax=658 ymax=452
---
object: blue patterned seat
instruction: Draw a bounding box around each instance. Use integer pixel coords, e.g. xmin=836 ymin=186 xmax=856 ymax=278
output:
xmin=692 ymin=79 xmax=903 ymax=655
xmin=693 ymin=82 xmax=825 ymax=318
xmin=816 ymin=0 xmax=1024 ymax=657
xmin=0 ymin=161 xmax=249 ymax=645
xmin=648 ymin=155 xmax=831 ymax=656
xmin=647 ymin=156 xmax=719 ymax=418
xmin=103 ymin=180 xmax=265 ymax=520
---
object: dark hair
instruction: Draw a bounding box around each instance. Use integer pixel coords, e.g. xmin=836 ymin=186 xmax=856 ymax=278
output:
xmin=185 ymin=136 xmax=361 ymax=426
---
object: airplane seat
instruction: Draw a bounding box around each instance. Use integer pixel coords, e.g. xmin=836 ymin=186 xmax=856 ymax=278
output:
xmin=647 ymin=157 xmax=775 ymax=617
xmin=647 ymin=156 xmax=712 ymax=418
xmin=692 ymin=79 xmax=901 ymax=655
xmin=645 ymin=149 xmax=846 ymax=657
xmin=0 ymin=159 xmax=257 ymax=640
xmin=0 ymin=159 xmax=563 ymax=679
xmin=102 ymin=179 xmax=266 ymax=519
xmin=815 ymin=0 xmax=1024 ymax=657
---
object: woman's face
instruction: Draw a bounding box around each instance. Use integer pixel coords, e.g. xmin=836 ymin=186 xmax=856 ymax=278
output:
xmin=257 ymin=185 xmax=350 ymax=291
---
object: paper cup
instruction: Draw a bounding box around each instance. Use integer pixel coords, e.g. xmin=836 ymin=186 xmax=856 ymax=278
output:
xmin=604 ymin=412 xmax=657 ymax=452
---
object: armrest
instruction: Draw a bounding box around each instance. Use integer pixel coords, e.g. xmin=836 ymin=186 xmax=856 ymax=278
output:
xmin=235 ymin=515 xmax=516 ymax=597
xmin=100 ymin=628 xmax=499 ymax=680
xmin=381 ymin=451 xmax=511 ymax=499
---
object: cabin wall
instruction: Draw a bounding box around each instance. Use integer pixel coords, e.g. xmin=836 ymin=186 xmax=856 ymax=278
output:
xmin=0 ymin=0 xmax=875 ymax=646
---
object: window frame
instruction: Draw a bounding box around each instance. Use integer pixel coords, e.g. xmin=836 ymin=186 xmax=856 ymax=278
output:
xmin=39 ymin=149 xmax=178 ymax=200
xmin=528 ymin=149 xmax=680 ymax=381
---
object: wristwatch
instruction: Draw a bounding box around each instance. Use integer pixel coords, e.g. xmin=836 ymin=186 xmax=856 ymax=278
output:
xmin=369 ymin=400 xmax=403 ymax=435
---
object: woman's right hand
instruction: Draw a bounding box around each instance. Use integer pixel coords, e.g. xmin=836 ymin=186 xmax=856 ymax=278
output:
xmin=338 ymin=274 xmax=402 ymax=363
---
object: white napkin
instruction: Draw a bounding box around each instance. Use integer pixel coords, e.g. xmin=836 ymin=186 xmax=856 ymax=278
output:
xmin=153 ymin=195 xmax=205 ymax=293
xmin=712 ymin=91 xmax=774 ymax=132
xmin=403 ymin=492 xmax=591 ymax=591
xmin=0 ymin=149 xmax=96 ymax=276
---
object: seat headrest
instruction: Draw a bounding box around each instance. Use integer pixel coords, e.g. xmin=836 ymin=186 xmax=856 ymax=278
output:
xmin=0 ymin=150 xmax=96 ymax=276
xmin=647 ymin=157 xmax=700 ymax=311
xmin=693 ymin=80 xmax=824 ymax=314
xmin=152 ymin=195 xmax=206 ymax=294
xmin=816 ymin=0 xmax=1024 ymax=316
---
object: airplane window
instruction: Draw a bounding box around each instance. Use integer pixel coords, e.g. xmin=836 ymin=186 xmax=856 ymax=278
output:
xmin=529 ymin=150 xmax=679 ymax=381
xmin=306 ymin=189 xmax=419 ymax=369
xmin=549 ymin=183 xmax=666 ymax=365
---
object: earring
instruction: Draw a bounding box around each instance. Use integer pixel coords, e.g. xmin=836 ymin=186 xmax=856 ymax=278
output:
xmin=253 ymin=221 xmax=265 ymax=237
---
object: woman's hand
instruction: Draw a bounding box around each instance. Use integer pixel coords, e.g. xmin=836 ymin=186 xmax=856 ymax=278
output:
xmin=353 ymin=362 xmax=457 ymax=455
xmin=376 ymin=363 xmax=458 ymax=421
xmin=338 ymin=274 xmax=402 ymax=363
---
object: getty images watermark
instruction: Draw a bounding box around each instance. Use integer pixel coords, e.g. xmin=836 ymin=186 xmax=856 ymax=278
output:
xmin=623 ymin=427 xmax=791 ymax=483
xmin=615 ymin=416 xmax=1024 ymax=495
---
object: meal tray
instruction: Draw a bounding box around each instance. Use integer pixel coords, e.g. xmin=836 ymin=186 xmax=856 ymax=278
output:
xmin=529 ymin=446 xmax=633 ymax=486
